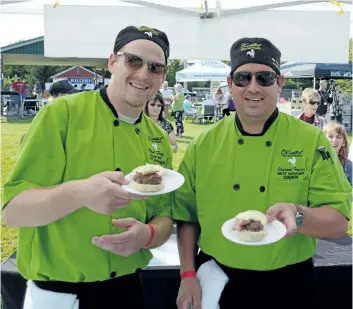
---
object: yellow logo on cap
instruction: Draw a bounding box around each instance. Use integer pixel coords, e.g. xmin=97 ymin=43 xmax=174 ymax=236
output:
xmin=240 ymin=43 xmax=262 ymax=51
xmin=138 ymin=27 xmax=159 ymax=36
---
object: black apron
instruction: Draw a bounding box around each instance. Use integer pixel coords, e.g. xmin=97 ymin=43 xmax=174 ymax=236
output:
xmin=196 ymin=251 xmax=318 ymax=309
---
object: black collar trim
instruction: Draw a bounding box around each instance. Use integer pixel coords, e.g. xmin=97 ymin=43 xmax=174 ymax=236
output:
xmin=235 ymin=108 xmax=279 ymax=136
xmin=99 ymin=86 xmax=143 ymax=124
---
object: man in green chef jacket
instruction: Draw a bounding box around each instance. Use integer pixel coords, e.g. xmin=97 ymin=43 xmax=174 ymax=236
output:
xmin=173 ymin=37 xmax=351 ymax=309
xmin=3 ymin=25 xmax=174 ymax=309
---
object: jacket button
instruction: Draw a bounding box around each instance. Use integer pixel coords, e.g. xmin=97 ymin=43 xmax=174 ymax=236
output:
xmin=115 ymin=168 xmax=121 ymax=172
xmin=265 ymin=141 xmax=272 ymax=147
xmin=110 ymin=271 xmax=116 ymax=278
xmin=238 ymin=138 xmax=244 ymax=145
xmin=135 ymin=128 xmax=140 ymax=134
xmin=113 ymin=120 xmax=119 ymax=127
xmin=233 ymin=184 xmax=240 ymax=190
xmin=260 ymin=186 xmax=266 ymax=192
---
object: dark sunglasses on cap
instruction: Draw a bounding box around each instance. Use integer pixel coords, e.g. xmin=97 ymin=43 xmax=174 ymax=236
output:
xmin=232 ymin=71 xmax=279 ymax=87
xmin=116 ymin=52 xmax=167 ymax=78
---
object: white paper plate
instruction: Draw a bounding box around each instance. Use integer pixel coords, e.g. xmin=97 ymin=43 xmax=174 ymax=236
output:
xmin=121 ymin=169 xmax=185 ymax=196
xmin=221 ymin=218 xmax=287 ymax=246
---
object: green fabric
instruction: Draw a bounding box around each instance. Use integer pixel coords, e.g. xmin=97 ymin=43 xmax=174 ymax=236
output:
xmin=3 ymin=91 xmax=173 ymax=282
xmin=172 ymin=113 xmax=351 ymax=271
xmin=172 ymin=93 xmax=184 ymax=112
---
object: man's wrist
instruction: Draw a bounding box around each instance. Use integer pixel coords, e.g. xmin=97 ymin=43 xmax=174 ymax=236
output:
xmin=61 ymin=180 xmax=86 ymax=211
xmin=181 ymin=270 xmax=197 ymax=280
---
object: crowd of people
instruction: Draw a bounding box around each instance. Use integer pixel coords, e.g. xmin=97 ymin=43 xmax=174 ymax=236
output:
xmin=2 ymin=24 xmax=351 ymax=309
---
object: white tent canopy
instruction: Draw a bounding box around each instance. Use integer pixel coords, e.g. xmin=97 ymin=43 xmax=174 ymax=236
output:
xmin=176 ymin=60 xmax=231 ymax=82
xmin=1 ymin=1 xmax=351 ymax=62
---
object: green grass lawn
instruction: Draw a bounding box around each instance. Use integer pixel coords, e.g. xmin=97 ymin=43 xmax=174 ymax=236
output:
xmin=1 ymin=115 xmax=352 ymax=263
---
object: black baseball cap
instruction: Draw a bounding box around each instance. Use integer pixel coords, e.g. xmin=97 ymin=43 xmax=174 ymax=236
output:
xmin=230 ymin=38 xmax=281 ymax=75
xmin=49 ymin=80 xmax=80 ymax=96
xmin=113 ymin=25 xmax=170 ymax=63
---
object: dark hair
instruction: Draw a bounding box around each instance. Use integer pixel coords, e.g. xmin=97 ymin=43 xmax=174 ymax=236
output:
xmin=145 ymin=93 xmax=165 ymax=122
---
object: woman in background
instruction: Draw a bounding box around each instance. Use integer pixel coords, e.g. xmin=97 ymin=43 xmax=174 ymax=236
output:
xmin=145 ymin=93 xmax=178 ymax=153
xmin=298 ymin=88 xmax=327 ymax=130
xmin=324 ymin=122 xmax=352 ymax=186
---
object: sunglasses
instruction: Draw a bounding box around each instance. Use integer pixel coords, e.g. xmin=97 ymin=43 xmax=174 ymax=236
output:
xmin=149 ymin=103 xmax=163 ymax=108
xmin=308 ymin=100 xmax=320 ymax=105
xmin=116 ymin=52 xmax=167 ymax=78
xmin=232 ymin=71 xmax=278 ymax=87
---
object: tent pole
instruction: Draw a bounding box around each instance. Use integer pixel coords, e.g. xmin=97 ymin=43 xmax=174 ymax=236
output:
xmin=183 ymin=60 xmax=188 ymax=91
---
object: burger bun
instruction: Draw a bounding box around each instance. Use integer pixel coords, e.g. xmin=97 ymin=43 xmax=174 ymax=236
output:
xmin=133 ymin=164 xmax=165 ymax=176
xmin=233 ymin=210 xmax=268 ymax=242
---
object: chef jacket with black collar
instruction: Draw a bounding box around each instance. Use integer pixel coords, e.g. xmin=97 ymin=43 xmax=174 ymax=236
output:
xmin=172 ymin=109 xmax=351 ymax=271
xmin=3 ymin=86 xmax=173 ymax=282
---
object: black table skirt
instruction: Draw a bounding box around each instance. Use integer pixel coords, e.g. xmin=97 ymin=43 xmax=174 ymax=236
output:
xmin=2 ymin=236 xmax=352 ymax=309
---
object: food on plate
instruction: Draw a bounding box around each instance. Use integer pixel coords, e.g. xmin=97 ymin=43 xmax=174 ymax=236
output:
xmin=231 ymin=210 xmax=268 ymax=242
xmin=130 ymin=164 xmax=165 ymax=192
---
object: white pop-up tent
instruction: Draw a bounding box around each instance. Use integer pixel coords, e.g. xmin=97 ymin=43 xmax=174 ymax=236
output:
xmin=1 ymin=0 xmax=351 ymax=64
xmin=176 ymin=60 xmax=231 ymax=82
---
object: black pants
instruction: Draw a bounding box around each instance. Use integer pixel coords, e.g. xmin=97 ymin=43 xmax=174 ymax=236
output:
xmin=330 ymin=114 xmax=342 ymax=124
xmin=196 ymin=251 xmax=318 ymax=309
xmin=173 ymin=110 xmax=184 ymax=134
xmin=33 ymin=272 xmax=145 ymax=309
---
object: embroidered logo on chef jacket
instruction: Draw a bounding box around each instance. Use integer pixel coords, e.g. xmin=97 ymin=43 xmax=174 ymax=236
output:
xmin=276 ymin=149 xmax=306 ymax=180
xmin=288 ymin=157 xmax=296 ymax=167
xmin=148 ymin=136 xmax=164 ymax=143
xmin=281 ymin=149 xmax=303 ymax=158
xmin=147 ymin=136 xmax=166 ymax=165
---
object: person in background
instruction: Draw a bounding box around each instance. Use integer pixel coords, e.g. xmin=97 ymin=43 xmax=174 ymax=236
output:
xmin=213 ymin=87 xmax=224 ymax=120
xmin=11 ymin=77 xmax=28 ymax=115
xmin=145 ymin=93 xmax=178 ymax=153
xmin=34 ymin=81 xmax=43 ymax=100
xmin=222 ymin=92 xmax=236 ymax=117
xmin=316 ymin=80 xmax=328 ymax=117
xmin=183 ymin=94 xmax=198 ymax=121
xmin=213 ymin=87 xmax=224 ymax=105
xmin=49 ymin=80 xmax=81 ymax=98
xmin=298 ymin=88 xmax=327 ymax=130
xmin=160 ymin=81 xmax=174 ymax=116
xmin=41 ymin=90 xmax=52 ymax=106
xmin=324 ymin=122 xmax=352 ymax=186
xmin=172 ymin=83 xmax=185 ymax=137
xmin=328 ymin=84 xmax=343 ymax=124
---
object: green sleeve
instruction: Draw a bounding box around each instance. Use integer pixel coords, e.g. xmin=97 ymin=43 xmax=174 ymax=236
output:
xmin=308 ymin=132 xmax=352 ymax=219
xmin=172 ymin=139 xmax=198 ymax=222
xmin=2 ymin=100 xmax=69 ymax=208
xmin=146 ymin=137 xmax=173 ymax=220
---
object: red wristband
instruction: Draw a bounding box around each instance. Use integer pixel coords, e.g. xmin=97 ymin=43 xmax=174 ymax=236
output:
xmin=181 ymin=270 xmax=197 ymax=280
xmin=144 ymin=224 xmax=155 ymax=248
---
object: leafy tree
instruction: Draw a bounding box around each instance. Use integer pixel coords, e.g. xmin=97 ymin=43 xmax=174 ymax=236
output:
xmin=166 ymin=59 xmax=184 ymax=87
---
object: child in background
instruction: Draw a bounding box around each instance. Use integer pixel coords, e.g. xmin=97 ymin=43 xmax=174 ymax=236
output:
xmin=324 ymin=122 xmax=352 ymax=186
